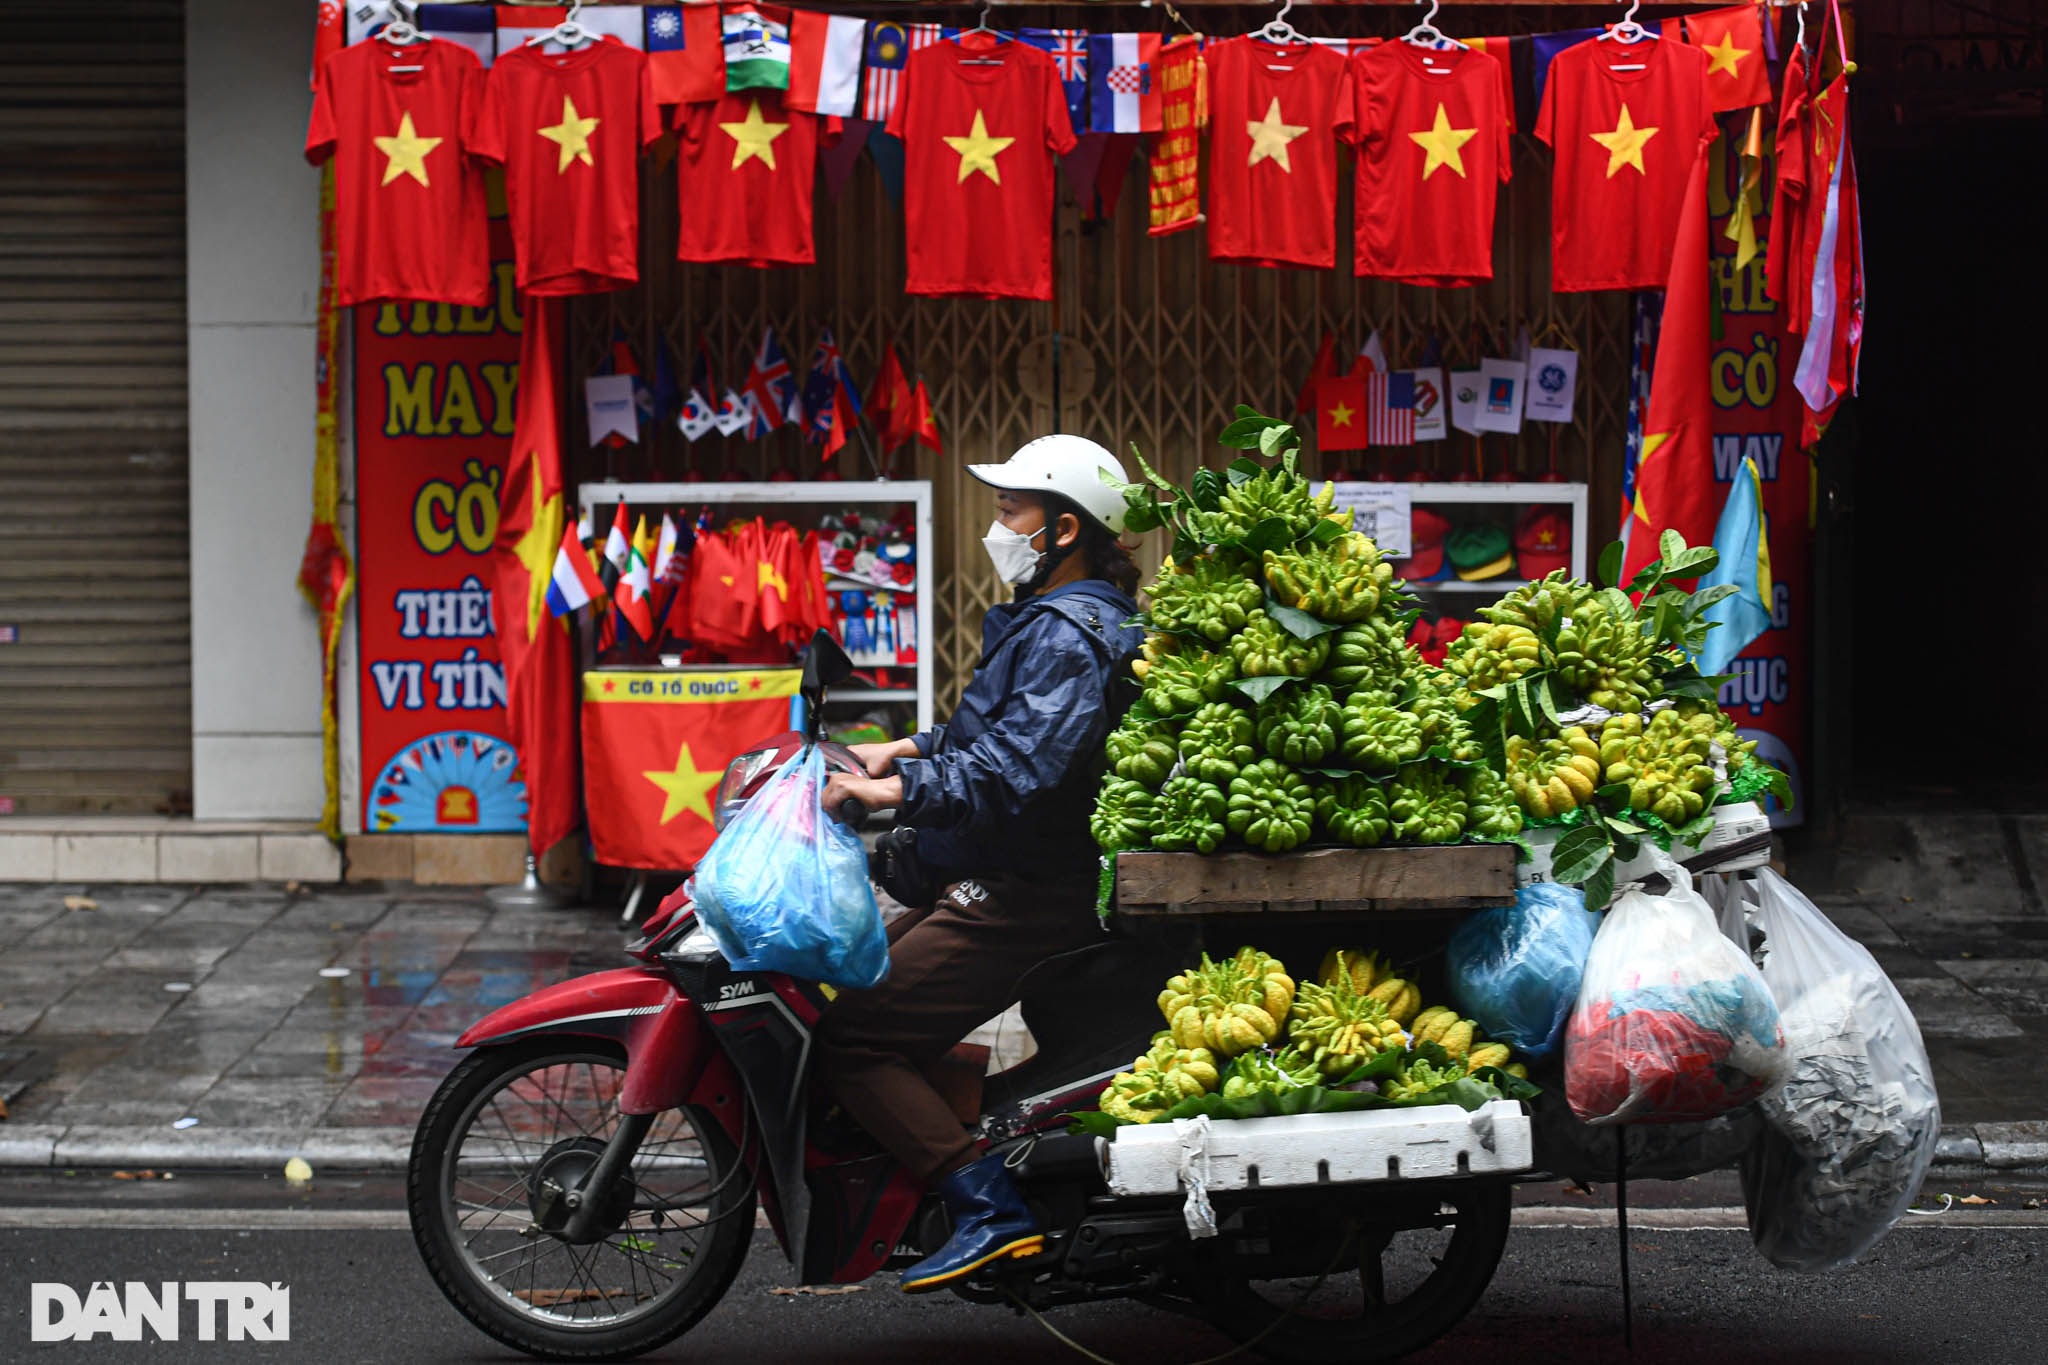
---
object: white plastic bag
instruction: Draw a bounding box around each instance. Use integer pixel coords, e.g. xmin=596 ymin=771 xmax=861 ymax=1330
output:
xmin=1565 ymin=851 xmax=1788 ymax=1125
xmin=1739 ymin=868 xmax=1940 ymax=1272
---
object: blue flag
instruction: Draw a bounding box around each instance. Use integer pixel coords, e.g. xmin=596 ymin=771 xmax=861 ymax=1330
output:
xmin=1695 ymin=457 xmax=1774 ymax=675
xmin=1021 ymin=29 xmax=1089 ymax=130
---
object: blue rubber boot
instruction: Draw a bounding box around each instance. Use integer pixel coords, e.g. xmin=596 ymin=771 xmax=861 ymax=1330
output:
xmin=898 ymin=1153 xmax=1044 ymax=1294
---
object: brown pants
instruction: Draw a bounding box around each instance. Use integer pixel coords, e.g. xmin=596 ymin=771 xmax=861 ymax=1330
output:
xmin=814 ymin=871 xmax=1102 ymax=1183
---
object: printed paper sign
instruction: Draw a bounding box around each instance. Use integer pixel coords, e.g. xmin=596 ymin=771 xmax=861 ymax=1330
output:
xmin=585 ymin=374 xmax=639 ymax=446
xmin=1317 ymin=483 xmax=1413 ymax=557
xmin=1524 ymin=347 xmax=1579 ymax=423
xmin=1409 ymin=367 xmax=1447 ymax=442
xmin=1475 ymin=357 xmax=1526 ymax=434
xmin=1449 ymin=369 xmax=1483 ymax=436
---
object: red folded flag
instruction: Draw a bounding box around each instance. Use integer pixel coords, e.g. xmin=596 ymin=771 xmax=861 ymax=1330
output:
xmin=868 ymin=343 xmax=913 ymax=451
xmin=1316 ymin=371 xmax=1371 ymax=452
xmin=910 ymin=379 xmax=942 ymax=455
xmin=1678 ymin=4 xmax=1772 ymax=113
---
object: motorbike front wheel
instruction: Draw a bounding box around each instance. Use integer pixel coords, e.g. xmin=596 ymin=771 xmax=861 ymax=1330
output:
xmin=408 ymin=1038 xmax=753 ymax=1360
xmin=1203 ymin=1178 xmax=1512 ymax=1364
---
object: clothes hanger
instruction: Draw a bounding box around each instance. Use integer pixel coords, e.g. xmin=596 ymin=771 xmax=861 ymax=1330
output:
xmin=958 ymin=1 xmax=1008 ymax=65
xmin=1254 ymin=0 xmax=1305 ymax=69
xmin=376 ymin=1 xmax=429 ymax=72
xmin=1597 ymin=0 xmax=1659 ymax=71
xmin=1403 ymin=0 xmax=1470 ymax=53
xmin=526 ymin=0 xmax=593 ymax=51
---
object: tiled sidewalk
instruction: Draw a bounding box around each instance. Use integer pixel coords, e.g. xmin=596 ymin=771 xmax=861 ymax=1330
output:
xmin=0 ymin=804 xmax=2044 ymax=1171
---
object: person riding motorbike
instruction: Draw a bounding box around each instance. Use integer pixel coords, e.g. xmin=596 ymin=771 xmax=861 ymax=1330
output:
xmin=814 ymin=434 xmax=1144 ymax=1294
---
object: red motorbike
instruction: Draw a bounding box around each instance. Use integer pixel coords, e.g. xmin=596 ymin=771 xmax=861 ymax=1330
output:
xmin=407 ymin=637 xmax=1514 ymax=1361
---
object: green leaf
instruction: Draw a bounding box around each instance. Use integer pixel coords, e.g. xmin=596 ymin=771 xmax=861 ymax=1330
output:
xmin=1660 ymin=672 xmax=1735 ymax=701
xmin=1596 ymin=587 xmax=1636 ymax=623
xmin=1685 ymin=583 xmax=1740 ymax=616
xmin=1505 ymin=678 xmax=1540 ymax=737
xmin=1659 ymin=528 xmax=1687 ymax=566
xmin=1264 ymin=596 xmax=1345 ymax=641
xmin=1663 ymin=545 xmax=1720 ymax=578
xmin=1188 ymin=467 xmax=1225 ymax=513
xmin=1235 ymin=516 xmax=1297 ymax=556
xmin=1582 ymin=859 xmax=1617 ymax=910
xmin=1064 ymin=1110 xmax=1121 ymax=1139
xmin=1609 ymin=829 xmax=1641 ymax=862
xmin=1226 ymin=456 xmax=1265 ymax=485
xmin=1297 ymin=764 xmax=1366 ymax=780
xmin=1128 ymin=444 xmax=1180 ymax=497
xmin=1171 ymin=529 xmax=1202 ymax=565
xmin=1605 ymin=814 xmax=1649 ymax=835
xmin=1550 ymin=823 xmax=1615 ymax=884
xmin=1765 ymin=765 xmax=1794 ymax=811
xmin=1461 ymin=693 xmax=1507 ymax=775
xmin=1597 ymin=539 xmax=1625 ymax=589
xmin=1258 ymin=422 xmax=1300 ymax=458
xmin=1537 ymin=673 xmax=1567 ymax=729
xmin=1597 ymin=781 xmax=1632 ymax=808
xmin=1673 ymin=810 xmax=1719 ymax=845
xmin=1230 ymin=674 xmax=1296 ymax=705
xmin=1307 ymin=516 xmax=1346 ymax=546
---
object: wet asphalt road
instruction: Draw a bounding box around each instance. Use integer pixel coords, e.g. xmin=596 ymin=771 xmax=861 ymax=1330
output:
xmin=0 ymin=1174 xmax=2043 ymax=1364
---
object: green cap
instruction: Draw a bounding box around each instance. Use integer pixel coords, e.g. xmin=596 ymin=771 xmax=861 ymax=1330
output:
xmin=1446 ymin=524 xmax=1514 ymax=581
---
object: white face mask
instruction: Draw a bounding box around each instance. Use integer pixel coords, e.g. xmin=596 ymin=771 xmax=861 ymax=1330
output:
xmin=982 ymin=519 xmax=1047 ymax=585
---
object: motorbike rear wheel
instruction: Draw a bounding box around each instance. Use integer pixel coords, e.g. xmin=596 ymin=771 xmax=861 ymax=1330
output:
xmin=1204 ymin=1178 xmax=1512 ymax=1364
xmin=408 ymin=1038 xmax=753 ymax=1361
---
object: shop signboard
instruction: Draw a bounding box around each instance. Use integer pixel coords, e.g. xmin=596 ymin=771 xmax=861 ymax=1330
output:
xmin=353 ymin=242 xmax=527 ymax=833
xmin=1705 ymin=125 xmax=1810 ymax=825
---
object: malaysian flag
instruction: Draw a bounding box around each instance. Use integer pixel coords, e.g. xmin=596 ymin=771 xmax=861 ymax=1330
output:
xmin=862 ymin=21 xmax=952 ymax=122
xmin=1021 ymin=28 xmax=1089 ymax=129
xmin=1366 ymin=371 xmax=1418 ymax=446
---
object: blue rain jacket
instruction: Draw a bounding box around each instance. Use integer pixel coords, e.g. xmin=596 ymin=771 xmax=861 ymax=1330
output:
xmin=895 ymin=580 xmax=1143 ymax=883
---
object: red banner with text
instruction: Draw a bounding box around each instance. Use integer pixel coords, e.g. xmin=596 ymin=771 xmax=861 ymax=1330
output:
xmin=1705 ymin=123 xmax=1810 ymax=824
xmin=354 ymin=241 xmax=530 ymax=833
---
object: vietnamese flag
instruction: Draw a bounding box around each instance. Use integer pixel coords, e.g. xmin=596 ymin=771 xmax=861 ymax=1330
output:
xmin=1317 ymin=371 xmax=1370 ymax=452
xmin=1678 ymin=5 xmax=1772 ymax=114
xmin=489 ymin=297 xmax=582 ymax=857
xmin=1296 ymin=332 xmax=1340 ymax=418
xmin=1620 ymin=141 xmax=1719 ymax=587
xmin=582 ymin=667 xmax=800 ymax=869
xmin=868 ymin=343 xmax=912 ymax=451
xmin=910 ymin=379 xmax=942 ymax=455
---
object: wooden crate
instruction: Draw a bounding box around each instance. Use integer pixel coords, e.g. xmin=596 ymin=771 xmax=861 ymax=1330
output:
xmin=1115 ymin=845 xmax=1517 ymax=918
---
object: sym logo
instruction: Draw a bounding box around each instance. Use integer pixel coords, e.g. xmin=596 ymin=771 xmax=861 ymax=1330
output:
xmin=31 ymin=1282 xmax=290 ymax=1343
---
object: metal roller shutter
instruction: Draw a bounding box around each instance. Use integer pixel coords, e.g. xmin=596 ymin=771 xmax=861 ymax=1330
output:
xmin=0 ymin=0 xmax=190 ymax=814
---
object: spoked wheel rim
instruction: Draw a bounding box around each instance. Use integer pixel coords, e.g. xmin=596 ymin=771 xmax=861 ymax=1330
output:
xmin=434 ymin=1049 xmax=742 ymax=1334
xmin=1206 ymin=1182 xmax=1511 ymax=1364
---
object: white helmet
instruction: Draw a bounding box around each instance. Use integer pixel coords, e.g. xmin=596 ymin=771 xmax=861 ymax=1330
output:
xmin=967 ymin=435 xmax=1130 ymax=534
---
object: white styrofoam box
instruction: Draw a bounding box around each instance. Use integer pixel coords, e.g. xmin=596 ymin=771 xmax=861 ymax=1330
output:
xmin=1673 ymin=801 xmax=1772 ymax=873
xmin=1099 ymin=1100 xmax=1533 ymax=1198
xmin=1517 ymin=825 xmax=1563 ymax=887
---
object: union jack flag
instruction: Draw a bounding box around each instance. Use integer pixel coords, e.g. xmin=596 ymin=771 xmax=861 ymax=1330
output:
xmin=740 ymin=328 xmax=795 ymax=440
xmin=1021 ymin=28 xmax=1089 ymax=129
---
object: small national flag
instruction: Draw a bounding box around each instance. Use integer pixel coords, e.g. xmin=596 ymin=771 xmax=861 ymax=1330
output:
xmin=631 ymin=513 xmax=658 ymax=572
xmin=1618 ymin=291 xmax=1663 ymax=539
xmin=1311 ymin=36 xmax=1382 ymax=58
xmin=614 ymin=543 xmax=656 ymax=643
xmin=346 ymin=2 xmax=395 ymax=47
xmin=1725 ymin=107 xmax=1766 ymax=271
xmin=788 ymin=10 xmax=865 ymax=118
xmin=654 ymin=513 xmax=682 ymax=583
xmin=910 ymin=379 xmax=942 ymax=455
xmin=546 ymin=524 xmax=606 ymax=617
xmin=716 ymin=385 xmax=750 ymax=437
xmin=1356 ymin=330 xmax=1390 ymax=376
xmin=495 ymin=4 xmax=564 ymax=53
xmin=867 ymin=343 xmax=912 ymax=449
xmin=572 ymin=3 xmax=644 ymax=49
xmin=1696 ymin=457 xmax=1774 ymax=675
xmin=1678 ymin=3 xmax=1772 ymax=113
xmin=679 ymin=337 xmax=720 ymax=441
xmin=1318 ymin=373 xmax=1370 ymax=452
xmin=1793 ymin=76 xmax=1862 ymax=446
xmin=645 ymin=3 xmax=724 ymax=105
xmin=723 ymin=4 xmax=792 ymax=93
xmin=862 ymin=21 xmax=951 ymax=123
xmin=739 ymin=328 xmax=796 ymax=439
xmin=803 ymin=328 xmax=863 ymax=449
xmin=1021 ymin=29 xmax=1090 ymax=129
xmin=1367 ymin=371 xmax=1418 ymax=446
xmin=1297 ymin=333 xmax=1340 ymax=416
xmin=601 ymin=500 xmax=631 ymax=591
xmin=1087 ymin=33 xmax=1163 ymax=134
xmin=417 ymin=4 xmax=496 ymax=65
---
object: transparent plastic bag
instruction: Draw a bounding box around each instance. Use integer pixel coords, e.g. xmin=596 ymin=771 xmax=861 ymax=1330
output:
xmin=1446 ymin=883 xmax=1599 ymax=1059
xmin=1739 ymin=868 xmax=1940 ymax=1271
xmin=1565 ymin=851 xmax=1788 ymax=1125
xmin=690 ymin=746 xmax=888 ymax=989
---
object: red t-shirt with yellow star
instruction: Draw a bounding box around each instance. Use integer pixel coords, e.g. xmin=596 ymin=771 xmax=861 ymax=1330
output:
xmin=1535 ymin=36 xmax=1717 ymax=292
xmin=885 ymin=37 xmax=1076 ymax=300
xmin=305 ymin=39 xmax=490 ymax=307
xmin=471 ymin=37 xmax=660 ymax=296
xmin=676 ymin=90 xmax=841 ymax=268
xmin=1337 ymin=43 xmax=1511 ymax=287
xmin=1204 ymin=37 xmax=1347 ymax=270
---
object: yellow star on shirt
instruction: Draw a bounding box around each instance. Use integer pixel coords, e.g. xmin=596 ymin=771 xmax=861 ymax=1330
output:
xmin=1245 ymin=96 xmax=1308 ymax=171
xmin=1590 ymin=103 xmax=1659 ymax=178
xmin=644 ymin=743 xmax=723 ymax=826
xmin=943 ymin=109 xmax=1013 ymax=184
xmin=1327 ymin=400 xmax=1356 ymax=428
xmin=1407 ymin=102 xmax=1477 ymax=181
xmin=374 ymin=111 xmax=441 ymax=187
xmin=1703 ymin=31 xmax=1750 ymax=79
xmin=537 ymin=94 xmax=600 ymax=173
xmin=721 ymin=98 xmax=790 ymax=171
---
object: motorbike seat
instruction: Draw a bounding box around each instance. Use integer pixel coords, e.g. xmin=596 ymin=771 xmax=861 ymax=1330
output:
xmin=981 ymin=937 xmax=1182 ymax=1114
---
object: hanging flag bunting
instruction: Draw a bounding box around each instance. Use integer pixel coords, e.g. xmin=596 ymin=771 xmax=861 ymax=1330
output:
xmin=1086 ymin=33 xmax=1164 ymax=134
xmin=417 ymin=4 xmax=496 ymax=65
xmin=1621 ymin=143 xmax=1719 ymax=585
xmin=788 ymin=9 xmax=867 ymax=117
xmin=1021 ymin=28 xmax=1090 ymax=129
xmin=574 ymin=4 xmax=645 ymax=48
xmin=645 ymin=3 xmax=725 ymax=105
xmin=723 ymin=4 xmax=792 ymax=92
xmin=819 ymin=117 xmax=872 ymax=199
xmin=495 ymin=4 xmax=564 ymax=52
xmin=861 ymin=21 xmax=951 ymax=122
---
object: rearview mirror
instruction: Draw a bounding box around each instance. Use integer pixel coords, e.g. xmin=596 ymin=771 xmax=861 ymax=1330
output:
xmin=801 ymin=629 xmax=855 ymax=693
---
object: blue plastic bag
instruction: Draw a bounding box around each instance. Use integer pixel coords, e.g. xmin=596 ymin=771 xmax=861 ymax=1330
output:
xmin=690 ymin=746 xmax=888 ymax=989
xmin=1446 ymin=883 xmax=1599 ymax=1059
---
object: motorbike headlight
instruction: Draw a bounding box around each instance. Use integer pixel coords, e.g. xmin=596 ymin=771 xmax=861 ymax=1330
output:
xmin=712 ymin=747 xmax=782 ymax=831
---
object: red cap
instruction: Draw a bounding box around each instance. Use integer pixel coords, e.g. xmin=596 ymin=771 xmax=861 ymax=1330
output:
xmin=1394 ymin=506 xmax=1453 ymax=581
xmin=1514 ymin=506 xmax=1572 ymax=578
